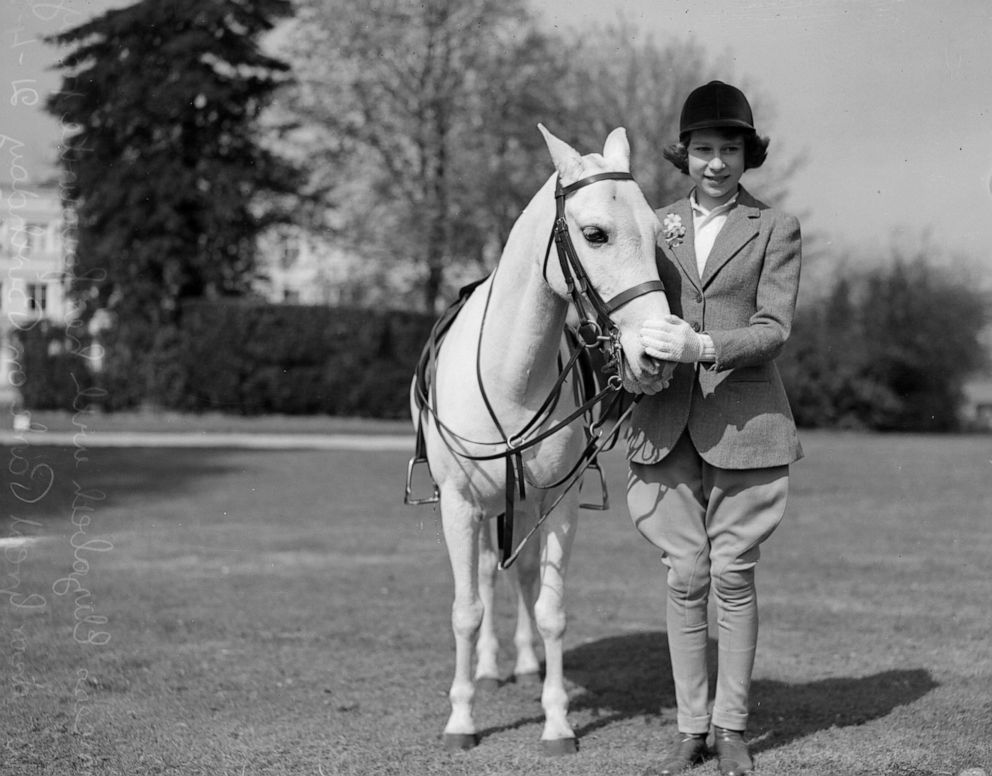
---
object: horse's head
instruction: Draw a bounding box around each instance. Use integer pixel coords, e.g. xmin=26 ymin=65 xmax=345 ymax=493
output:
xmin=538 ymin=125 xmax=675 ymax=395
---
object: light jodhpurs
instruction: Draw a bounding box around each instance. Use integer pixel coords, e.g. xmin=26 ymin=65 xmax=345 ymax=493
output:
xmin=627 ymin=432 xmax=789 ymax=734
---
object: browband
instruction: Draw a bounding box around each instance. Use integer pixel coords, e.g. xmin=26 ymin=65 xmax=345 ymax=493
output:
xmin=558 ymin=171 xmax=635 ymax=197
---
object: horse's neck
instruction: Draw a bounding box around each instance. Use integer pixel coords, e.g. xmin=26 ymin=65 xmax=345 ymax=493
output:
xmin=481 ymin=177 xmax=568 ymax=406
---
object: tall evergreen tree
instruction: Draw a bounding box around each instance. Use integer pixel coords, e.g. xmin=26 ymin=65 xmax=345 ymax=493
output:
xmin=46 ymin=0 xmax=299 ymax=406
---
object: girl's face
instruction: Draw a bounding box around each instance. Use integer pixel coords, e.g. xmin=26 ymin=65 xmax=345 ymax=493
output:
xmin=686 ymin=130 xmax=746 ymax=209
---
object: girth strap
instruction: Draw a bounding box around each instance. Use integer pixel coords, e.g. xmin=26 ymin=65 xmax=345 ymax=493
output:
xmin=498 ymin=451 xmax=522 ymax=566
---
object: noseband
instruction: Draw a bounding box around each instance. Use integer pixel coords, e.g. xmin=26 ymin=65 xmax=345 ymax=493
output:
xmin=546 ymin=171 xmax=666 ymax=376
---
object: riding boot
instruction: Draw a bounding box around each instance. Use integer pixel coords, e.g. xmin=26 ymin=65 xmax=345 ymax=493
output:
xmin=713 ymin=726 xmax=753 ymax=776
xmin=644 ymin=733 xmax=708 ymax=775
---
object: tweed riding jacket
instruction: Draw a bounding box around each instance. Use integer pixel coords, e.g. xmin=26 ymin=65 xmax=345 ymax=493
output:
xmin=627 ymin=186 xmax=803 ymax=470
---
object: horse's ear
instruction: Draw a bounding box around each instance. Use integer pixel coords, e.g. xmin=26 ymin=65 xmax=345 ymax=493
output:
xmin=602 ymin=127 xmax=631 ymax=172
xmin=538 ymin=124 xmax=584 ymax=185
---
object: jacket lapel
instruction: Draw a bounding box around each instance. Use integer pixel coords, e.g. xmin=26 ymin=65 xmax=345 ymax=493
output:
xmin=657 ymin=198 xmax=701 ymax=290
xmin=700 ymin=187 xmax=761 ymax=288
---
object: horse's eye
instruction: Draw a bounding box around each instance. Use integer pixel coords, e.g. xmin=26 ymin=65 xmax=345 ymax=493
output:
xmin=582 ymin=227 xmax=608 ymax=245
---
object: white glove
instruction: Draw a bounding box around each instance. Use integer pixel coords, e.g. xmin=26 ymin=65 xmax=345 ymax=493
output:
xmin=640 ymin=315 xmax=703 ymax=364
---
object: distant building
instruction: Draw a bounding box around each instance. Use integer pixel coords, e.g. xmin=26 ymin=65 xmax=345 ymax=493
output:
xmin=963 ymin=377 xmax=992 ymax=431
xmin=255 ymin=224 xmax=419 ymax=308
xmin=0 ymin=183 xmax=69 ymax=323
xmin=0 ymin=183 xmax=70 ymax=409
xmin=256 ymin=225 xmax=356 ymax=306
xmin=0 ymin=183 xmax=400 ymax=411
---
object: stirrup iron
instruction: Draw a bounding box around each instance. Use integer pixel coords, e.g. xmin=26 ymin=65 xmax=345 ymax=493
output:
xmin=404 ymin=456 xmax=439 ymax=505
xmin=579 ymin=459 xmax=609 ymax=510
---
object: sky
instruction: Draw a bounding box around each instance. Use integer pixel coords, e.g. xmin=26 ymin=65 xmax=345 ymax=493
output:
xmin=2 ymin=0 xmax=991 ymax=280
xmin=534 ymin=0 xmax=992 ymax=278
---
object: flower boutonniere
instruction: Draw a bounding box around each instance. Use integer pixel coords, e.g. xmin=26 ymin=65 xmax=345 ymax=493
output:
xmin=662 ymin=213 xmax=686 ymax=249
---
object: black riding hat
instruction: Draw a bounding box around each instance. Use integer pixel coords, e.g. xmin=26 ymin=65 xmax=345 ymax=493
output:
xmin=679 ymin=80 xmax=756 ymax=141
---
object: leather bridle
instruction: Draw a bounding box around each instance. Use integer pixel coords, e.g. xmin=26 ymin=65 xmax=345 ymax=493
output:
xmin=409 ymin=170 xmax=666 ymax=568
xmin=546 ymin=171 xmax=665 ymax=375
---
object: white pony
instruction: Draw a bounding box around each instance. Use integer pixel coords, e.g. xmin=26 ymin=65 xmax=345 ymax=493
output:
xmin=411 ymin=125 xmax=673 ymax=753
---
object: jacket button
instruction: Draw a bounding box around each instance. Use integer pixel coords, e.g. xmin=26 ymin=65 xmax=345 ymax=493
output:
xmin=695 ymin=293 xmax=703 ymax=303
xmin=690 ymin=321 xmax=701 ymax=332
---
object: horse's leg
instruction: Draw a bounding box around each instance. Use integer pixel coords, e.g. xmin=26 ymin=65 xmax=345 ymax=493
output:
xmin=510 ymin=525 xmax=542 ymax=684
xmin=534 ymin=494 xmax=579 ymax=754
xmin=440 ymin=492 xmax=484 ymax=750
xmin=475 ymin=520 xmax=501 ymax=691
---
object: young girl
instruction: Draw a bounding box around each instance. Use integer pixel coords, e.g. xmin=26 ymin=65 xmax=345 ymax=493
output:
xmin=626 ymin=81 xmax=803 ymax=776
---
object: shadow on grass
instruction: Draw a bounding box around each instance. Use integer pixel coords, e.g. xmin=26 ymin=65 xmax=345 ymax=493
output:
xmin=0 ymin=444 xmax=243 ymax=529
xmin=562 ymin=631 xmax=938 ymax=750
xmin=748 ymin=668 xmax=939 ymax=752
xmin=566 ymin=630 xmax=677 ymax=738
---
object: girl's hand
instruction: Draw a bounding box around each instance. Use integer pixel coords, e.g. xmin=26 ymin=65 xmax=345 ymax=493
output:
xmin=640 ymin=315 xmax=703 ymax=363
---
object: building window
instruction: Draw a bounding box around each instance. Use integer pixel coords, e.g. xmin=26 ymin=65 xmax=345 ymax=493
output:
xmin=280 ymin=238 xmax=301 ymax=270
xmin=27 ymin=223 xmax=47 ymax=253
xmin=26 ymin=282 xmax=48 ymax=313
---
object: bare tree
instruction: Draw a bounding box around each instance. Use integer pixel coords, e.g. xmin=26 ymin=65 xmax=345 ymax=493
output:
xmin=279 ymin=0 xmax=567 ymax=312
xmin=277 ymin=9 xmax=802 ymax=312
xmin=553 ymin=24 xmax=801 ymax=211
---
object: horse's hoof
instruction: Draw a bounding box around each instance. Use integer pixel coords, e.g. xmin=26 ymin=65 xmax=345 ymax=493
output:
xmin=475 ymin=676 xmax=500 ymax=692
xmin=541 ymin=737 xmax=578 ymax=756
xmin=443 ymin=733 xmax=480 ymax=752
xmin=513 ymin=671 xmax=542 ymax=687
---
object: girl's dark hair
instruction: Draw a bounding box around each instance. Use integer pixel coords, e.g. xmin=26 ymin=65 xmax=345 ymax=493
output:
xmin=662 ymin=130 xmax=770 ymax=175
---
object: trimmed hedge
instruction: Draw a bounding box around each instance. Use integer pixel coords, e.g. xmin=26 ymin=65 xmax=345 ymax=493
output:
xmin=9 ymin=320 xmax=98 ymax=411
xmin=159 ymin=300 xmax=437 ymax=417
xmin=10 ymin=302 xmax=438 ymax=418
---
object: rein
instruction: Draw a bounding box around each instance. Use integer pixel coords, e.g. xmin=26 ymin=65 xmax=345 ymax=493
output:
xmin=409 ymin=170 xmax=664 ymax=569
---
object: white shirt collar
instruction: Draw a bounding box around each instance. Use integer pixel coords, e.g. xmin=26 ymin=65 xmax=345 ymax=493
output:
xmin=690 ymin=190 xmax=739 ymax=219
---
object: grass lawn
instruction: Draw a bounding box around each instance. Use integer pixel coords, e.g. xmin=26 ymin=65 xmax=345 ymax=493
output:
xmin=1 ymin=429 xmax=990 ymax=775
